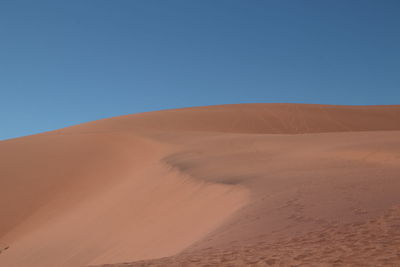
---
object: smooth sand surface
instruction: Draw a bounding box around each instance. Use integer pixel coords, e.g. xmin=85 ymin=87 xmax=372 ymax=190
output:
xmin=0 ymin=104 xmax=400 ymax=266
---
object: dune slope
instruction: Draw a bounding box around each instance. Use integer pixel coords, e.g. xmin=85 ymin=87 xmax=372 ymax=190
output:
xmin=0 ymin=104 xmax=400 ymax=266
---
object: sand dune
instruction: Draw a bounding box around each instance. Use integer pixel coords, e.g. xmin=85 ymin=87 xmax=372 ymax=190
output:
xmin=0 ymin=104 xmax=400 ymax=266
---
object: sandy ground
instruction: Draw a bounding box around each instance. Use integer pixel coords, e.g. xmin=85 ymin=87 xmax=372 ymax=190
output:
xmin=0 ymin=103 xmax=400 ymax=266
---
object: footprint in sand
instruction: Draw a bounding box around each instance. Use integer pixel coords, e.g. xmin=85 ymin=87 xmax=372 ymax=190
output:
xmin=0 ymin=245 xmax=10 ymax=254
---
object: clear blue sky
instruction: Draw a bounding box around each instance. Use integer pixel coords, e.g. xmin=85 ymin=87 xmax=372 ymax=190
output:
xmin=1 ymin=0 xmax=399 ymax=140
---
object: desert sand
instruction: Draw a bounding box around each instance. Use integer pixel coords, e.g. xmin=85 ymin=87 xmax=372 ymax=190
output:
xmin=0 ymin=103 xmax=400 ymax=266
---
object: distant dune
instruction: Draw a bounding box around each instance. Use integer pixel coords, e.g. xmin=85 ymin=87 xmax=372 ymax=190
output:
xmin=1 ymin=104 xmax=400 ymax=266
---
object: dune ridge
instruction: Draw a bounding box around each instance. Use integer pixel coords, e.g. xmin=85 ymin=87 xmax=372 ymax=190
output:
xmin=1 ymin=103 xmax=400 ymax=266
xmin=50 ymin=103 xmax=400 ymax=135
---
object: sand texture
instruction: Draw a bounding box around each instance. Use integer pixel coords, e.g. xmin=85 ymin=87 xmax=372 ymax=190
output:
xmin=0 ymin=103 xmax=400 ymax=266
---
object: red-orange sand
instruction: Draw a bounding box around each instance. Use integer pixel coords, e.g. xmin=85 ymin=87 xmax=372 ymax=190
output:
xmin=0 ymin=103 xmax=400 ymax=267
